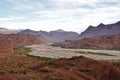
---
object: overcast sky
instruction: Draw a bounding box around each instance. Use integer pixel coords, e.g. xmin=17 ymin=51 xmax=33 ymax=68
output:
xmin=0 ymin=0 xmax=120 ymax=33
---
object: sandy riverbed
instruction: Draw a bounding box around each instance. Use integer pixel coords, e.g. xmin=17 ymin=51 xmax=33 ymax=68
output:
xmin=27 ymin=44 xmax=120 ymax=60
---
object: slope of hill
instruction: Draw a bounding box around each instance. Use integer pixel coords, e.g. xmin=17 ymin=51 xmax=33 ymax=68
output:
xmin=0 ymin=56 xmax=120 ymax=80
xmin=0 ymin=42 xmax=13 ymax=53
xmin=0 ymin=34 xmax=47 ymax=47
xmin=17 ymin=29 xmax=79 ymax=42
xmin=63 ymin=34 xmax=120 ymax=49
xmin=79 ymin=21 xmax=120 ymax=39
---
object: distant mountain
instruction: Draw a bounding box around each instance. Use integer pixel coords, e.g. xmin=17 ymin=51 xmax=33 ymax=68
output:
xmin=79 ymin=21 xmax=120 ymax=39
xmin=17 ymin=29 xmax=79 ymax=43
xmin=54 ymin=29 xmax=65 ymax=32
xmin=0 ymin=34 xmax=47 ymax=47
xmin=0 ymin=27 xmax=21 ymax=34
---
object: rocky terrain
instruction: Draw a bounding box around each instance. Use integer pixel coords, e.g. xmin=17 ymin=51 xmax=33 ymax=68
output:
xmin=0 ymin=21 xmax=120 ymax=80
xmin=0 ymin=53 xmax=120 ymax=80
xmin=0 ymin=34 xmax=47 ymax=47
xmin=63 ymin=34 xmax=120 ymax=49
xmin=0 ymin=41 xmax=13 ymax=57
xmin=79 ymin=21 xmax=120 ymax=39
xmin=17 ymin=29 xmax=79 ymax=42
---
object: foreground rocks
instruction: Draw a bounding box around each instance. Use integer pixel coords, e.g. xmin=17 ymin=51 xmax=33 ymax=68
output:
xmin=0 ymin=55 xmax=120 ymax=80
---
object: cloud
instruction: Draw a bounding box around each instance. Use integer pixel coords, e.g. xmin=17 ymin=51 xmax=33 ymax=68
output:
xmin=0 ymin=16 xmax=25 ymax=21
xmin=0 ymin=0 xmax=120 ymax=32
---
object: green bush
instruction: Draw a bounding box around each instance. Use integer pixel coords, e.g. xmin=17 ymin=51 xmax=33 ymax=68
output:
xmin=40 ymin=66 xmax=53 ymax=72
xmin=13 ymin=46 xmax=32 ymax=54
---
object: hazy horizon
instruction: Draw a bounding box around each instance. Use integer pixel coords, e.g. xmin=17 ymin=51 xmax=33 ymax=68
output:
xmin=0 ymin=0 xmax=120 ymax=33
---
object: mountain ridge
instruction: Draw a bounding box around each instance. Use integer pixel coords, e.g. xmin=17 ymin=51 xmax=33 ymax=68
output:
xmin=17 ymin=29 xmax=79 ymax=42
xmin=79 ymin=21 xmax=120 ymax=39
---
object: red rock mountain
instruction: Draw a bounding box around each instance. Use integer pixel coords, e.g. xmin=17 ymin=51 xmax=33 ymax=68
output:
xmin=63 ymin=34 xmax=120 ymax=49
xmin=0 ymin=34 xmax=47 ymax=48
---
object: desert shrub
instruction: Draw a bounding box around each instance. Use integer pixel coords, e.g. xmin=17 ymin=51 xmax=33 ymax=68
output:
xmin=40 ymin=66 xmax=53 ymax=72
xmin=13 ymin=46 xmax=32 ymax=54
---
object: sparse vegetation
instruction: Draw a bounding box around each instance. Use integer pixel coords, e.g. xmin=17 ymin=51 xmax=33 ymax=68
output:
xmin=13 ymin=46 xmax=32 ymax=54
xmin=40 ymin=66 xmax=53 ymax=72
xmin=75 ymin=51 xmax=115 ymax=56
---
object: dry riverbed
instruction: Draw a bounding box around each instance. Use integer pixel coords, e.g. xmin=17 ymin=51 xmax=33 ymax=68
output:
xmin=27 ymin=44 xmax=120 ymax=60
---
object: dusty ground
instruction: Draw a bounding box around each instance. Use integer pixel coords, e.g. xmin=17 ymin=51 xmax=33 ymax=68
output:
xmin=27 ymin=44 xmax=120 ymax=60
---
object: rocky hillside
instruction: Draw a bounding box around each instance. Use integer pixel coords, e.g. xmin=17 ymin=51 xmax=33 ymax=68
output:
xmin=0 ymin=42 xmax=13 ymax=53
xmin=63 ymin=34 xmax=120 ymax=49
xmin=0 ymin=34 xmax=47 ymax=47
xmin=0 ymin=56 xmax=120 ymax=80
xmin=17 ymin=29 xmax=79 ymax=42
xmin=79 ymin=21 xmax=120 ymax=39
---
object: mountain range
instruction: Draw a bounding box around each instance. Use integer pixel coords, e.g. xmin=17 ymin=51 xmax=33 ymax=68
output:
xmin=79 ymin=21 xmax=120 ymax=39
xmin=0 ymin=21 xmax=120 ymax=43
xmin=17 ymin=29 xmax=79 ymax=42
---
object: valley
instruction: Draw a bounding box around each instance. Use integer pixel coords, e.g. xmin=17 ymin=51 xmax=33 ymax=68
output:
xmin=27 ymin=44 xmax=120 ymax=60
xmin=0 ymin=21 xmax=120 ymax=80
xmin=0 ymin=45 xmax=120 ymax=80
xmin=0 ymin=0 xmax=120 ymax=79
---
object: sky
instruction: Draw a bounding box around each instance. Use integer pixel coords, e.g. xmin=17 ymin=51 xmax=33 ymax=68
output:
xmin=0 ymin=0 xmax=120 ymax=33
